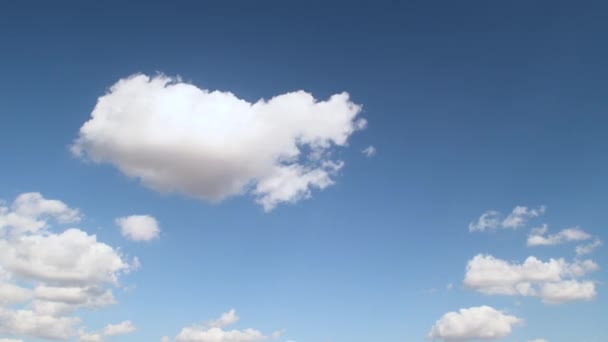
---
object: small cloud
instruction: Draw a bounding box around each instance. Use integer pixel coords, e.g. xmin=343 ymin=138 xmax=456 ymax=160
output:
xmin=361 ymin=145 xmax=376 ymax=157
xmin=469 ymin=206 xmax=545 ymax=232
xmin=576 ymin=238 xmax=602 ymax=256
xmin=115 ymin=215 xmax=160 ymax=242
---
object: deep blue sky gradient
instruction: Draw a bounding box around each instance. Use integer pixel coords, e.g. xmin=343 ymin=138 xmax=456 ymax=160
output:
xmin=0 ymin=1 xmax=607 ymax=341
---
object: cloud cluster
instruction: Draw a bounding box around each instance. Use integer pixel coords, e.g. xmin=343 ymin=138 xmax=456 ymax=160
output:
xmin=116 ymin=215 xmax=160 ymax=242
xmin=464 ymin=254 xmax=598 ymax=303
xmin=428 ymin=306 xmax=522 ymax=341
xmin=165 ymin=309 xmax=280 ymax=342
xmin=0 ymin=193 xmax=136 ymax=341
xmin=469 ymin=206 xmax=545 ymax=232
xmin=72 ymin=74 xmax=366 ymax=211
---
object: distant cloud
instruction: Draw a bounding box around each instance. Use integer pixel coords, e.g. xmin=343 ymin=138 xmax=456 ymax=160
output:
xmin=528 ymin=339 xmax=548 ymax=342
xmin=116 ymin=215 xmax=160 ymax=242
xmin=72 ymin=74 xmax=366 ymax=211
xmin=527 ymin=226 xmax=591 ymax=246
xmin=361 ymin=145 xmax=376 ymax=157
xmin=469 ymin=205 xmax=545 ymax=232
xmin=167 ymin=309 xmax=281 ymax=342
xmin=463 ymin=254 xmax=598 ymax=303
xmin=428 ymin=306 xmax=522 ymax=341
xmin=576 ymin=239 xmax=602 ymax=256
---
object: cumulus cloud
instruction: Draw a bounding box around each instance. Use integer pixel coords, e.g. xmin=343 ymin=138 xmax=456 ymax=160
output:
xmin=167 ymin=309 xmax=280 ymax=342
xmin=0 ymin=307 xmax=80 ymax=340
xmin=527 ymin=226 xmax=591 ymax=246
xmin=528 ymin=339 xmax=548 ymax=342
xmin=427 ymin=306 xmax=522 ymax=341
xmin=0 ymin=192 xmax=80 ymax=236
xmin=0 ymin=193 xmax=136 ymax=341
xmin=102 ymin=321 xmax=136 ymax=336
xmin=463 ymin=254 xmax=598 ymax=303
xmin=469 ymin=206 xmax=545 ymax=232
xmin=361 ymin=145 xmax=376 ymax=157
xmin=116 ymin=215 xmax=160 ymax=242
xmin=72 ymin=74 xmax=366 ymax=211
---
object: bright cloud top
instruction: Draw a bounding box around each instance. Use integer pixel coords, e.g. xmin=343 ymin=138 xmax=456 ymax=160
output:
xmin=469 ymin=206 xmax=545 ymax=232
xmin=428 ymin=306 xmax=522 ymax=341
xmin=116 ymin=215 xmax=160 ymax=242
xmin=0 ymin=193 xmax=136 ymax=340
xmin=169 ymin=309 xmax=280 ymax=342
xmin=72 ymin=74 xmax=366 ymax=211
xmin=463 ymin=254 xmax=598 ymax=304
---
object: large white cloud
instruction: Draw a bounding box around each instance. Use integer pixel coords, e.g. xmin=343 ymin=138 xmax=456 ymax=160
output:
xmin=116 ymin=215 xmax=160 ymax=242
xmin=0 ymin=193 xmax=136 ymax=341
xmin=427 ymin=306 xmax=522 ymax=341
xmin=169 ymin=309 xmax=279 ymax=342
xmin=469 ymin=206 xmax=545 ymax=232
xmin=72 ymin=74 xmax=366 ymax=211
xmin=463 ymin=254 xmax=598 ymax=303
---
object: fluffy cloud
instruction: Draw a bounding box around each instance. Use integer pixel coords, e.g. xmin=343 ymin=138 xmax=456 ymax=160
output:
xmin=0 ymin=192 xmax=80 ymax=236
xmin=469 ymin=206 xmax=545 ymax=232
xmin=0 ymin=228 xmax=132 ymax=287
xmin=116 ymin=215 xmax=160 ymax=242
xmin=168 ymin=309 xmax=279 ymax=342
xmin=463 ymin=254 xmax=598 ymax=303
xmin=102 ymin=321 xmax=136 ymax=336
xmin=72 ymin=74 xmax=366 ymax=211
xmin=427 ymin=306 xmax=522 ymax=341
xmin=0 ymin=193 xmax=136 ymax=341
xmin=527 ymin=226 xmax=591 ymax=246
xmin=0 ymin=307 xmax=80 ymax=340
xmin=528 ymin=339 xmax=548 ymax=342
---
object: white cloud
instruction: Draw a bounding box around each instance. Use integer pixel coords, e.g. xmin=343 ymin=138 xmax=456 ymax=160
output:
xmin=427 ymin=306 xmax=522 ymax=341
xmin=72 ymin=74 xmax=366 ymax=211
xmin=527 ymin=226 xmax=591 ymax=246
xmin=463 ymin=254 xmax=598 ymax=303
xmin=207 ymin=309 xmax=239 ymax=329
xmin=540 ymin=280 xmax=596 ymax=304
xmin=469 ymin=206 xmax=545 ymax=232
xmin=116 ymin=215 xmax=160 ymax=242
xmin=170 ymin=309 xmax=279 ymax=342
xmin=361 ymin=145 xmax=376 ymax=157
xmin=0 ymin=228 xmax=132 ymax=287
xmin=0 ymin=282 xmax=32 ymax=306
xmin=0 ymin=193 xmax=137 ymax=341
xmin=0 ymin=338 xmax=23 ymax=342
xmin=0 ymin=307 xmax=80 ymax=340
xmin=528 ymin=339 xmax=548 ymax=342
xmin=102 ymin=321 xmax=136 ymax=336
xmin=576 ymin=238 xmax=602 ymax=256
xmin=0 ymin=192 xmax=81 ymax=236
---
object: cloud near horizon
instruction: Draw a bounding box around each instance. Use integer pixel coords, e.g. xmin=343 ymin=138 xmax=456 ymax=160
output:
xmin=72 ymin=74 xmax=366 ymax=211
xmin=428 ymin=306 xmax=522 ymax=341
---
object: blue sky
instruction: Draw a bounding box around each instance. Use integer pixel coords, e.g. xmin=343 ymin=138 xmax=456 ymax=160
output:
xmin=0 ymin=1 xmax=607 ymax=342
